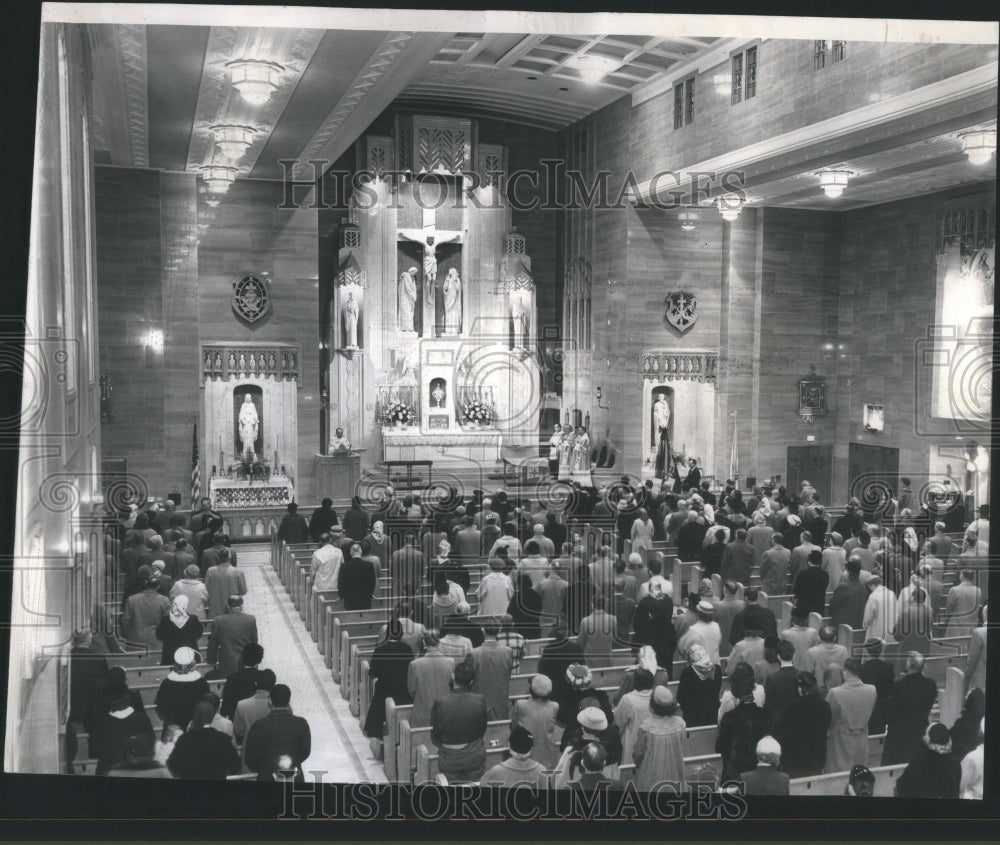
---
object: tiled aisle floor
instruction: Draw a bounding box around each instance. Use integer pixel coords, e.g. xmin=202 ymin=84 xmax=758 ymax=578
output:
xmin=238 ymin=545 xmax=387 ymax=784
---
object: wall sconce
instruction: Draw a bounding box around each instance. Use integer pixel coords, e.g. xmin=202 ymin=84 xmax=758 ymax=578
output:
xmin=678 ymin=210 xmax=698 ymax=231
xmin=716 ymin=194 xmax=743 ymax=221
xmin=143 ymin=329 xmax=164 ymax=368
xmin=960 ymin=129 xmax=996 ymax=166
xmin=595 ymin=386 xmax=610 ymax=410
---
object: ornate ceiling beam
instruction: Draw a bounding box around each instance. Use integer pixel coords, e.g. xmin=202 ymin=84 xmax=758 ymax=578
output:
xmin=87 ymin=23 xmax=149 ymax=167
xmin=290 ymin=31 xmax=454 ymax=182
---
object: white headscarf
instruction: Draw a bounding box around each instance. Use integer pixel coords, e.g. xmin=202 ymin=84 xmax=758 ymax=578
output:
xmin=371 ymin=521 xmax=386 ymax=541
xmin=637 ymin=645 xmax=658 ymax=675
xmin=169 ymin=594 xmax=190 ymax=628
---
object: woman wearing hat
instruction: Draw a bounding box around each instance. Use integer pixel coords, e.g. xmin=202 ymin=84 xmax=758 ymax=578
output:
xmin=170 ymin=565 xmax=209 ymax=621
xmin=678 ymin=600 xmax=723 ymax=664
xmin=632 ymin=685 xmax=686 ymax=792
xmin=894 ymin=723 xmax=962 ymax=798
xmin=511 ymin=675 xmax=561 ymax=769
xmin=155 ymin=595 xmax=203 ymax=666
xmin=553 ymin=702 xmax=622 ymax=788
xmin=153 ymin=647 xmax=210 ymax=740
xmin=676 ymin=643 xmax=723 ymax=727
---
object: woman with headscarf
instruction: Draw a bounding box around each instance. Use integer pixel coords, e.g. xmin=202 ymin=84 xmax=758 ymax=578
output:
xmin=507 ymin=572 xmax=543 ymax=639
xmin=676 ymin=643 xmax=723 ymax=727
xmin=717 ymin=661 xmax=766 ymax=722
xmin=92 ymin=689 xmax=155 ymax=776
xmin=633 ymin=686 xmax=687 ymax=792
xmin=155 ymin=594 xmax=203 ymax=666
xmin=895 ymin=723 xmax=962 ymax=798
xmin=363 ymin=520 xmax=389 ymax=573
xmin=612 ymin=645 xmax=671 ymax=705
xmin=631 ymin=579 xmax=677 ymax=676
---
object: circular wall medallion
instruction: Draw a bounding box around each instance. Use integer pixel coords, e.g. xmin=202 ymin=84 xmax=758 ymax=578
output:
xmin=232 ymin=275 xmax=272 ymax=325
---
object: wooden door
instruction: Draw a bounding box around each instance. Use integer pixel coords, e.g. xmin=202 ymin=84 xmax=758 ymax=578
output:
xmin=786 ymin=445 xmax=833 ymax=506
xmin=848 ymin=443 xmax=900 ymax=518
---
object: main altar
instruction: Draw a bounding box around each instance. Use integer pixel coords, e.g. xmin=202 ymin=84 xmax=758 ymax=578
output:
xmin=323 ymin=115 xmax=543 ymax=471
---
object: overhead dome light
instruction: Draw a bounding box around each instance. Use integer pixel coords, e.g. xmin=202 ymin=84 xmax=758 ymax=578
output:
xmin=200 ymin=164 xmax=239 ymax=195
xmin=678 ymin=210 xmax=698 ymax=231
xmin=227 ymin=58 xmax=284 ymax=106
xmin=960 ymin=129 xmax=996 ymax=166
xmin=210 ymin=124 xmax=258 ymax=161
xmin=566 ymin=54 xmax=620 ymax=84
xmin=716 ymin=195 xmax=743 ymax=222
xmin=818 ymin=170 xmax=851 ymax=199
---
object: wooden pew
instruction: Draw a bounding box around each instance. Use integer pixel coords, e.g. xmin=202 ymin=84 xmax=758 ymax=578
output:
xmin=939 ymin=666 xmax=965 ymax=728
xmin=398 ymin=719 xmax=512 ymax=784
xmin=789 ymin=763 xmax=907 ymax=797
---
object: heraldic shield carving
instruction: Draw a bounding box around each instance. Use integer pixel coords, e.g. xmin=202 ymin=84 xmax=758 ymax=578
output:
xmin=664 ymin=290 xmax=697 ymax=334
xmin=232 ymin=275 xmax=272 ymax=325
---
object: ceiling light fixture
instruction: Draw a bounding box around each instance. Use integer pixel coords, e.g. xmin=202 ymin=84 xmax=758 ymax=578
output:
xmin=818 ymin=170 xmax=851 ymax=199
xmin=716 ymin=195 xmax=743 ymax=222
xmin=678 ymin=210 xmax=698 ymax=231
xmin=199 ymin=164 xmax=239 ymax=195
xmin=960 ymin=129 xmax=997 ymax=166
xmin=227 ymin=58 xmax=284 ymax=106
xmin=210 ymin=124 xmax=258 ymax=161
xmin=566 ymin=54 xmax=620 ymax=85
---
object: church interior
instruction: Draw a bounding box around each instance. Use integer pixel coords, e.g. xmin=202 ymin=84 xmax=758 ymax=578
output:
xmin=5 ymin=6 xmax=996 ymax=796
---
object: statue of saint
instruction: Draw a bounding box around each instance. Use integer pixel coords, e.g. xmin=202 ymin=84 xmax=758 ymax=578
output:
xmin=238 ymin=394 xmax=259 ymax=456
xmin=653 ymin=393 xmax=670 ymax=434
xmin=343 ymin=289 xmax=360 ymax=348
xmin=442 ymin=268 xmax=462 ymax=335
xmin=509 ymin=287 xmax=531 ymax=348
xmin=652 ymin=392 xmax=672 ymax=481
xmin=398 ymin=267 xmax=418 ymax=333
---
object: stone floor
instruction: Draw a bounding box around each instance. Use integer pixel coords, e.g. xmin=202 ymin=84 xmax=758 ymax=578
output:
xmin=238 ymin=544 xmax=387 ymax=784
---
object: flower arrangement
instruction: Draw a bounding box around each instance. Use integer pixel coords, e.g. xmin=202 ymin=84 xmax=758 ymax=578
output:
xmin=230 ymin=449 xmax=271 ymax=484
xmin=462 ymin=397 xmax=496 ymax=426
xmin=383 ymin=401 xmax=416 ymax=426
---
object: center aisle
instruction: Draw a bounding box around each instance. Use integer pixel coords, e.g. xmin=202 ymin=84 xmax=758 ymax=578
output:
xmin=238 ymin=545 xmax=387 ymax=784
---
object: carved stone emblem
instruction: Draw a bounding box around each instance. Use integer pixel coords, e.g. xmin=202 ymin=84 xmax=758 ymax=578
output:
xmin=232 ymin=275 xmax=272 ymax=325
xmin=664 ymin=290 xmax=697 ymax=334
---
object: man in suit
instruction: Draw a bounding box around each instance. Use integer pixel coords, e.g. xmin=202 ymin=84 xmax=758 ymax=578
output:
xmin=793 ymin=550 xmax=830 ymax=618
xmin=781 ymin=607 xmax=821 ymax=671
xmin=611 ymin=572 xmax=636 ymax=638
xmin=825 ymin=658 xmax=877 ymax=773
xmin=407 ymin=633 xmax=457 ymax=729
xmin=277 ymin=502 xmax=311 ymax=545
xmin=220 ymin=642 xmax=264 ymax=719
xmin=341 ymin=496 xmax=370 ymax=543
xmin=682 ymin=459 xmax=702 ymax=492
xmin=205 ymin=548 xmax=247 ymax=619
xmin=337 ymin=543 xmax=377 ymax=610
xmin=207 ymin=595 xmax=259 ymax=679
xmin=234 ymin=668 xmax=276 ymax=748
xmin=802 ymin=625 xmax=849 ymax=691
xmin=760 ymin=533 xmax=791 ymax=596
xmin=740 ymin=736 xmax=790 ymax=795
xmin=65 ymin=630 xmax=109 ymax=773
xmin=577 ymin=595 xmax=618 ymax=668
xmin=453 ymin=517 xmax=483 ymax=566
xmin=391 ymin=532 xmax=424 ymax=598
xmin=308 ymin=498 xmax=339 ymax=543
xmin=729 ymin=587 xmax=778 ymax=646
xmin=721 ymin=529 xmax=754 ymax=586
xmin=189 ymin=497 xmax=221 ymax=536
xmin=469 ymin=620 xmax=513 ymax=719
xmin=859 ymin=637 xmax=895 ymax=733
xmin=763 ymin=639 xmax=800 ymax=727
xmin=965 ymin=608 xmax=986 ymax=695
xmin=829 ymin=558 xmax=869 ymax=630
xmin=200 ymin=532 xmax=237 ymax=574
xmin=430 ymin=660 xmax=489 ymax=783
xmin=244 ymin=684 xmax=311 ymax=781
xmin=788 ymin=531 xmax=822 ymax=587
xmin=881 ymin=652 xmax=939 ymax=765
xmin=714 ymin=579 xmax=746 ymax=658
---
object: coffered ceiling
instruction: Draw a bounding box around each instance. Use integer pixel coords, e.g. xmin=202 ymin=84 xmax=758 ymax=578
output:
xmin=86 ymin=21 xmax=996 ymax=209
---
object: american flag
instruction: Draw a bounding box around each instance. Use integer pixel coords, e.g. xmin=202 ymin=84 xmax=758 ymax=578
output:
xmin=190 ymin=418 xmax=201 ymax=507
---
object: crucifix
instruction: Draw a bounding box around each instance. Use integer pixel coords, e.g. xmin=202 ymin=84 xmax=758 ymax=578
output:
xmin=398 ymin=205 xmax=463 ymax=336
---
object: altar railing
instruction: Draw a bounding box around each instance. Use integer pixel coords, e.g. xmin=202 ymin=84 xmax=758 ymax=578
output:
xmin=209 ymin=473 xmax=295 ymax=509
